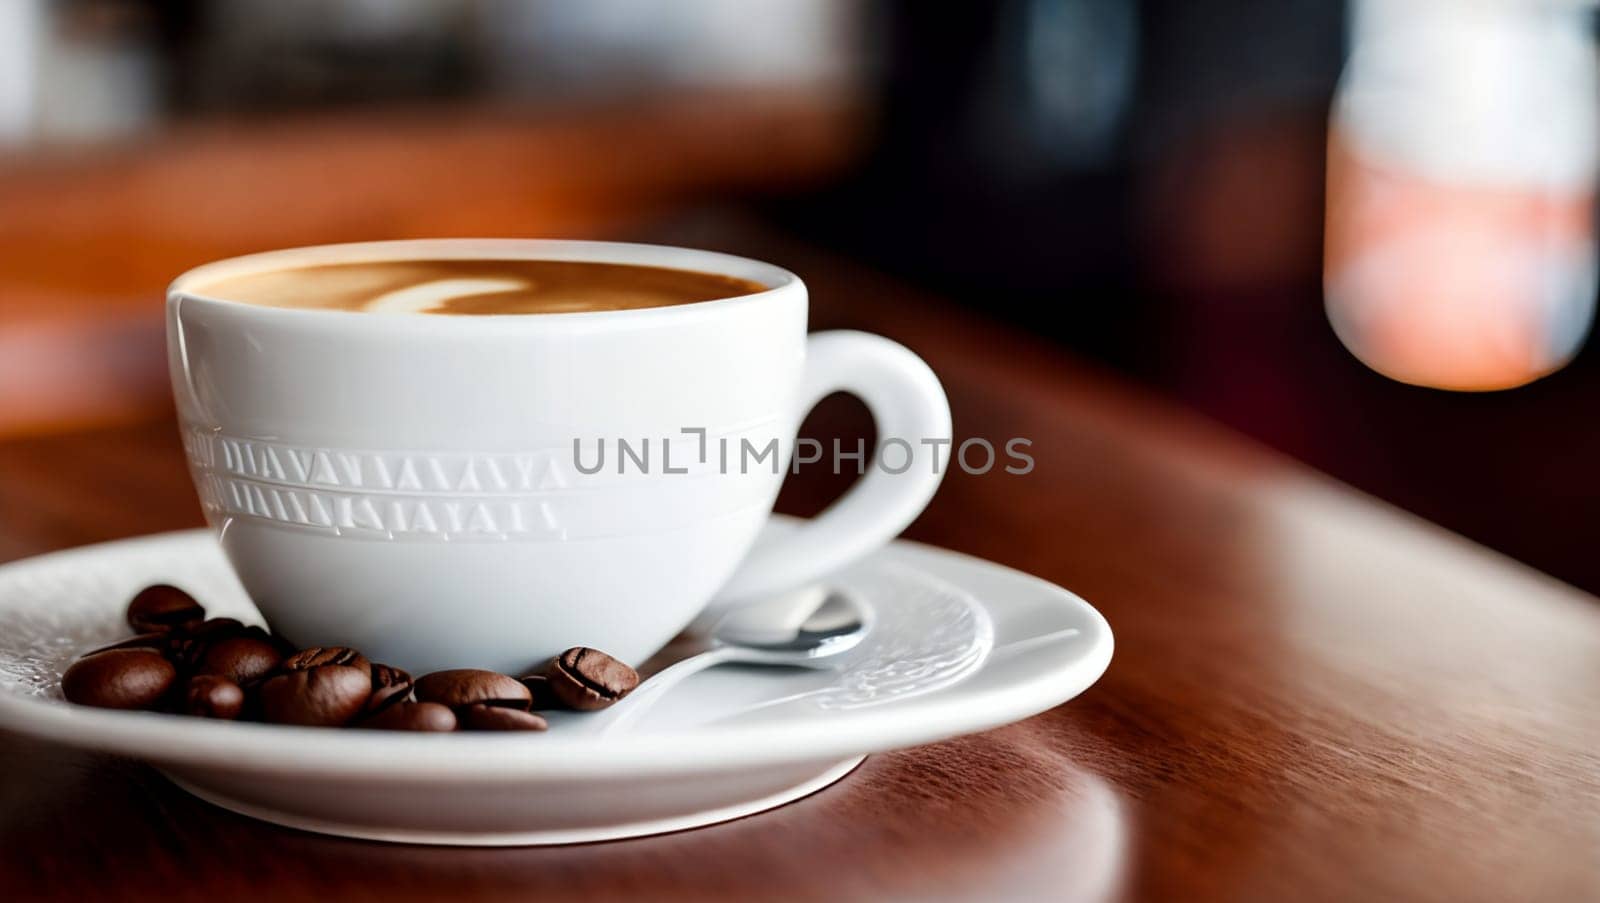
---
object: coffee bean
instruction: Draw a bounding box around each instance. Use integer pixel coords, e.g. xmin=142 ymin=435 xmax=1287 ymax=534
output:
xmin=545 ymin=647 xmax=639 ymax=711
xmin=184 ymin=674 xmax=244 ymax=719
xmin=457 ymin=703 xmax=548 ymax=732
xmin=236 ymin=624 xmax=286 ymax=657
xmin=126 ymin=585 xmax=205 ymax=634
xmin=258 ymin=664 xmax=371 ymax=727
xmin=167 ymin=618 xmax=251 ymax=671
xmin=365 ymin=664 xmax=413 ymax=715
xmin=413 ymin=669 xmax=531 ymax=709
xmin=188 ymin=614 xmax=244 ymax=634
xmin=84 ymin=632 xmax=171 ymax=658
xmin=196 ymin=635 xmax=283 ymax=686
xmin=62 ymin=649 xmax=176 ymax=710
xmin=361 ymin=701 xmax=457 ymax=732
xmin=282 ymin=646 xmax=371 ymax=678
xmin=518 ymin=673 xmax=563 ymax=710
xmin=263 ymin=631 xmax=299 ymax=657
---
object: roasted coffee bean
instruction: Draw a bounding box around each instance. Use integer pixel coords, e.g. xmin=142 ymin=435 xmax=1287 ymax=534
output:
xmin=262 ymin=631 xmax=299 ymax=656
xmin=186 ymin=617 xmax=249 ymax=641
xmin=361 ymin=701 xmax=457 ymax=732
xmin=62 ymin=649 xmax=176 ymax=710
xmin=237 ymin=624 xmax=286 ymax=659
xmin=518 ymin=673 xmax=563 ymax=710
xmin=258 ymin=664 xmax=371 ymax=727
xmin=199 ymin=615 xmax=241 ymax=630
xmin=206 ymin=620 xmax=294 ymax=656
xmin=545 ymin=647 xmax=639 ymax=711
xmin=167 ymin=618 xmax=251 ymax=671
xmin=413 ymin=669 xmax=531 ymax=709
xmin=457 ymin=703 xmax=548 ymax=732
xmin=282 ymin=646 xmax=371 ymax=677
xmin=195 ymin=635 xmax=283 ymax=685
xmin=126 ymin=585 xmax=205 ymax=634
xmin=84 ymin=632 xmax=171 ymax=658
xmin=365 ymin=664 xmax=414 ymax=715
xmin=184 ymin=674 xmax=244 ymax=719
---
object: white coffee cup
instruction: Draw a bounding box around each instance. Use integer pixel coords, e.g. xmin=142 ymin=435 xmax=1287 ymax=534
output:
xmin=167 ymin=239 xmax=951 ymax=673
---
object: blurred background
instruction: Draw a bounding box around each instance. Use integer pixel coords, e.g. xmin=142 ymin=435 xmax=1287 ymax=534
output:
xmin=4 ymin=0 xmax=1600 ymax=591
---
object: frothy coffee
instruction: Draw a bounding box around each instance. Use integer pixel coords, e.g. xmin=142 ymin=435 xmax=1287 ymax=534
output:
xmin=193 ymin=258 xmax=767 ymax=315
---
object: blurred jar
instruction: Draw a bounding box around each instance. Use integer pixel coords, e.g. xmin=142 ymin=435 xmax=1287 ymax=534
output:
xmin=1325 ymin=0 xmax=1599 ymax=391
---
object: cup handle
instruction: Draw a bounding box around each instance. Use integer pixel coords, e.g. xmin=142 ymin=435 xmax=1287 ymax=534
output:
xmin=714 ymin=330 xmax=952 ymax=604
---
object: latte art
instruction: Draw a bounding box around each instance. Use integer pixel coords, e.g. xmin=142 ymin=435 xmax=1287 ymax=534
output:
xmin=364 ymin=278 xmax=527 ymax=314
xmin=193 ymin=258 xmax=767 ymax=314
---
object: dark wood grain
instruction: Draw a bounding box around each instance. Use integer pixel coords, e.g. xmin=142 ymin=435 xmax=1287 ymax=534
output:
xmin=2 ymin=230 xmax=1599 ymax=902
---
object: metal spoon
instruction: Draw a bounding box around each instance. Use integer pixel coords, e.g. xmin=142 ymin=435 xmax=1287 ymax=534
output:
xmin=583 ymin=588 xmax=873 ymax=736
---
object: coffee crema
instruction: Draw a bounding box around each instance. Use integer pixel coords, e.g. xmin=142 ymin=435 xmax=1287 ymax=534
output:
xmin=192 ymin=258 xmax=768 ymax=315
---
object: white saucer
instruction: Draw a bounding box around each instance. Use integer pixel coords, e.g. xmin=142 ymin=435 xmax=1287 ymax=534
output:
xmin=0 ymin=527 xmax=1112 ymax=845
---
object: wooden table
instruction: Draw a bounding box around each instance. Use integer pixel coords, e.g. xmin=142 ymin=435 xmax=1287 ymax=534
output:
xmin=2 ymin=231 xmax=1598 ymax=902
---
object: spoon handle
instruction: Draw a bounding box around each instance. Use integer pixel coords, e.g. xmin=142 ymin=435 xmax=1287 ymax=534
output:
xmin=584 ymin=645 xmax=741 ymax=736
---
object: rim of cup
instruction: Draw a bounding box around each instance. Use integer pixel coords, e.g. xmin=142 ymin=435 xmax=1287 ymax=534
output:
xmin=167 ymin=238 xmax=801 ymax=326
